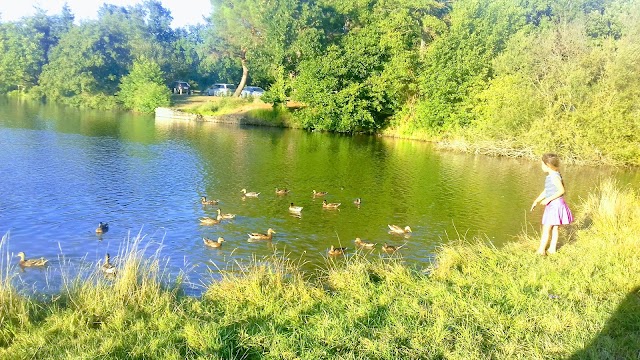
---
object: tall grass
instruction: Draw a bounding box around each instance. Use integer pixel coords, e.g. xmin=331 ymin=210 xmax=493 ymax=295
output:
xmin=184 ymin=97 xmax=252 ymax=116
xmin=244 ymin=107 xmax=298 ymax=127
xmin=0 ymin=180 xmax=638 ymax=359
xmin=0 ymin=233 xmax=30 ymax=348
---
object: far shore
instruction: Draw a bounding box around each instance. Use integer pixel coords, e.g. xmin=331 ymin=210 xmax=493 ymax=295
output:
xmin=161 ymin=94 xmax=592 ymax=166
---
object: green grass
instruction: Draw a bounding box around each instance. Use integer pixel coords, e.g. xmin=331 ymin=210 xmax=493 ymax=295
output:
xmin=0 ymin=180 xmax=638 ymax=359
xmin=175 ymin=96 xmax=299 ymax=127
xmin=183 ymin=97 xmax=253 ymax=116
xmin=244 ymin=107 xmax=298 ymax=127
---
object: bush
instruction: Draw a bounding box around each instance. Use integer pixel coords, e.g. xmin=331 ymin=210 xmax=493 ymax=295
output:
xmin=118 ymin=58 xmax=171 ymax=113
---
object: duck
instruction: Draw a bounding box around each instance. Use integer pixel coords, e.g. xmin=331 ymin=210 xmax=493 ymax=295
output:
xmin=248 ymin=228 xmax=276 ymax=241
xmin=288 ymin=203 xmax=303 ymax=213
xmin=354 ymin=198 xmax=362 ymax=206
xmin=328 ymin=245 xmax=347 ymax=256
xmin=354 ymin=237 xmax=376 ymax=249
xmin=382 ymin=243 xmax=405 ymax=253
xmin=388 ymin=225 xmax=412 ymax=234
xmin=200 ymin=196 xmax=219 ymax=205
xmin=241 ymin=189 xmax=260 ymax=197
xmin=101 ymin=253 xmax=117 ymax=276
xmin=322 ymin=200 xmax=341 ymax=209
xmin=200 ymin=217 xmax=221 ymax=225
xmin=312 ymin=190 xmax=328 ymax=197
xmin=217 ymin=208 xmax=236 ymax=220
xmin=203 ymin=237 xmax=225 ymax=248
xmin=275 ymin=188 xmax=290 ymax=195
xmin=16 ymin=252 xmax=48 ymax=267
xmin=95 ymin=222 xmax=109 ymax=234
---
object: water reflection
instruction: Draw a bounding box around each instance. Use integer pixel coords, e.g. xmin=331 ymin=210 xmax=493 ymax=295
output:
xmin=0 ymin=97 xmax=639 ymax=296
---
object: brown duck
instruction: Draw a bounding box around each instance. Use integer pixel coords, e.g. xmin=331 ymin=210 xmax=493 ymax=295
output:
xmin=248 ymin=228 xmax=276 ymax=241
xmin=354 ymin=238 xmax=376 ymax=249
xmin=203 ymin=237 xmax=225 ymax=248
xmin=16 ymin=252 xmax=48 ymax=267
xmin=328 ymin=245 xmax=347 ymax=256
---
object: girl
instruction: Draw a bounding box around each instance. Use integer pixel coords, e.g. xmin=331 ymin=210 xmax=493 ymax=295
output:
xmin=531 ymin=153 xmax=573 ymax=255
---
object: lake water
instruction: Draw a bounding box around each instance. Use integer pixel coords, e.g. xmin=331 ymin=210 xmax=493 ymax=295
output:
xmin=1 ymin=98 xmax=638 ymax=295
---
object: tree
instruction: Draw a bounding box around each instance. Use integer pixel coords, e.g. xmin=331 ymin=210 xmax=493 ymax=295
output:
xmin=0 ymin=23 xmax=45 ymax=92
xmin=118 ymin=57 xmax=171 ymax=113
xmin=292 ymin=0 xmax=449 ymax=132
xmin=414 ymin=0 xmax=530 ymax=134
xmin=37 ymin=21 xmax=131 ymax=108
xmin=209 ymin=0 xmax=303 ymax=98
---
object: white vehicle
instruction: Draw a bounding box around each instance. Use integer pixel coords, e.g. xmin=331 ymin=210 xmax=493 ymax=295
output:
xmin=205 ymin=83 xmax=236 ymax=96
xmin=240 ymin=86 xmax=265 ymax=97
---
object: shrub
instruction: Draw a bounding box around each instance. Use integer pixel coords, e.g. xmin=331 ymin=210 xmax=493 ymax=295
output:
xmin=118 ymin=58 xmax=171 ymax=113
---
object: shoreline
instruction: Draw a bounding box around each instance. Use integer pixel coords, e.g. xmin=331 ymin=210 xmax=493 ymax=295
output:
xmin=157 ymin=104 xmax=631 ymax=167
xmin=1 ymin=181 xmax=638 ymax=358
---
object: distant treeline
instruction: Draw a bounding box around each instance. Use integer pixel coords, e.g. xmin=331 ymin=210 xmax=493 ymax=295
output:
xmin=1 ymin=0 xmax=638 ymax=164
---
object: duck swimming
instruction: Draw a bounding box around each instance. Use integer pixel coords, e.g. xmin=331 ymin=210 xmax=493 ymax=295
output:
xmin=388 ymin=225 xmax=412 ymax=234
xmin=275 ymin=188 xmax=290 ymax=195
xmin=312 ymin=190 xmax=328 ymax=197
xmin=203 ymin=237 xmax=225 ymax=248
xmin=16 ymin=252 xmax=48 ymax=267
xmin=248 ymin=228 xmax=276 ymax=241
xmin=289 ymin=203 xmax=303 ymax=213
xmin=354 ymin=238 xmax=376 ymax=249
xmin=217 ymin=208 xmax=236 ymax=220
xmin=101 ymin=253 xmax=117 ymax=276
xmin=354 ymin=198 xmax=362 ymax=206
xmin=201 ymin=196 xmax=219 ymax=205
xmin=328 ymin=245 xmax=347 ymax=256
xmin=200 ymin=217 xmax=221 ymax=225
xmin=382 ymin=243 xmax=405 ymax=253
xmin=322 ymin=200 xmax=341 ymax=209
xmin=95 ymin=222 xmax=109 ymax=234
xmin=241 ymin=189 xmax=260 ymax=197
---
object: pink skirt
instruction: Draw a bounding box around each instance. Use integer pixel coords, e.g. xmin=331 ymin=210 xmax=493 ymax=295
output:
xmin=542 ymin=197 xmax=573 ymax=225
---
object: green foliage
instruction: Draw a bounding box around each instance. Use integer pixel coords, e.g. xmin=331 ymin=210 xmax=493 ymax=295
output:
xmin=208 ymin=0 xmax=306 ymax=97
xmin=468 ymin=0 xmax=640 ymax=165
xmin=0 ymin=182 xmax=639 ymax=358
xmin=0 ymin=23 xmax=45 ymax=92
xmin=36 ymin=21 xmax=130 ymax=108
xmin=184 ymin=97 xmax=252 ymax=116
xmin=245 ymin=106 xmax=296 ymax=127
xmin=1 ymin=0 xmax=639 ymax=163
xmin=0 ymin=1 xmax=211 ymax=109
xmin=292 ymin=0 xmax=448 ymax=132
xmin=414 ymin=0 xmax=529 ymax=132
xmin=293 ymin=34 xmax=386 ymax=132
xmin=118 ymin=58 xmax=171 ymax=113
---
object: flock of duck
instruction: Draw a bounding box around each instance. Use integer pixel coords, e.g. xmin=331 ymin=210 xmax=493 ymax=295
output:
xmin=199 ymin=188 xmax=412 ymax=256
xmin=16 ymin=221 xmax=117 ymax=277
xmin=14 ymin=188 xmax=412 ymax=275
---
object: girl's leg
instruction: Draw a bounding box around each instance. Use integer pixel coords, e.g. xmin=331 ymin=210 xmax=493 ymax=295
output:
xmin=537 ymin=224 xmax=552 ymax=255
xmin=548 ymin=226 xmax=559 ymax=254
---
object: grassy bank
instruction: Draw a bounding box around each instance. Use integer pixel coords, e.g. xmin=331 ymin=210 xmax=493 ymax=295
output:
xmin=170 ymin=95 xmax=298 ymax=128
xmin=2 ymin=181 xmax=636 ymax=359
xmin=166 ymin=96 xmax=636 ymax=166
xmin=178 ymin=96 xmax=257 ymax=116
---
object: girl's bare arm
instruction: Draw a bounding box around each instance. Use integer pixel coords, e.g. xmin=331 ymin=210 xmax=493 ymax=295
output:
xmin=531 ymin=190 xmax=546 ymax=211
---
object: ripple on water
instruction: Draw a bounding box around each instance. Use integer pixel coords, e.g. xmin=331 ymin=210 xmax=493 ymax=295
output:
xmin=1 ymin=105 xmax=639 ymax=295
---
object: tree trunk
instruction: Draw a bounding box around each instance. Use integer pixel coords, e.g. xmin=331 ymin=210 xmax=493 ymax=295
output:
xmin=234 ymin=52 xmax=248 ymax=97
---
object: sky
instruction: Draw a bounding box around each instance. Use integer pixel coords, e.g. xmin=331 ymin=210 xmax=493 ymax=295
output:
xmin=0 ymin=0 xmax=212 ymax=28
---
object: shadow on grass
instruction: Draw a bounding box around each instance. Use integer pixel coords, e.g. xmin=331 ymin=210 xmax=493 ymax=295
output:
xmin=170 ymin=94 xmax=197 ymax=106
xmin=568 ymin=286 xmax=640 ymax=360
